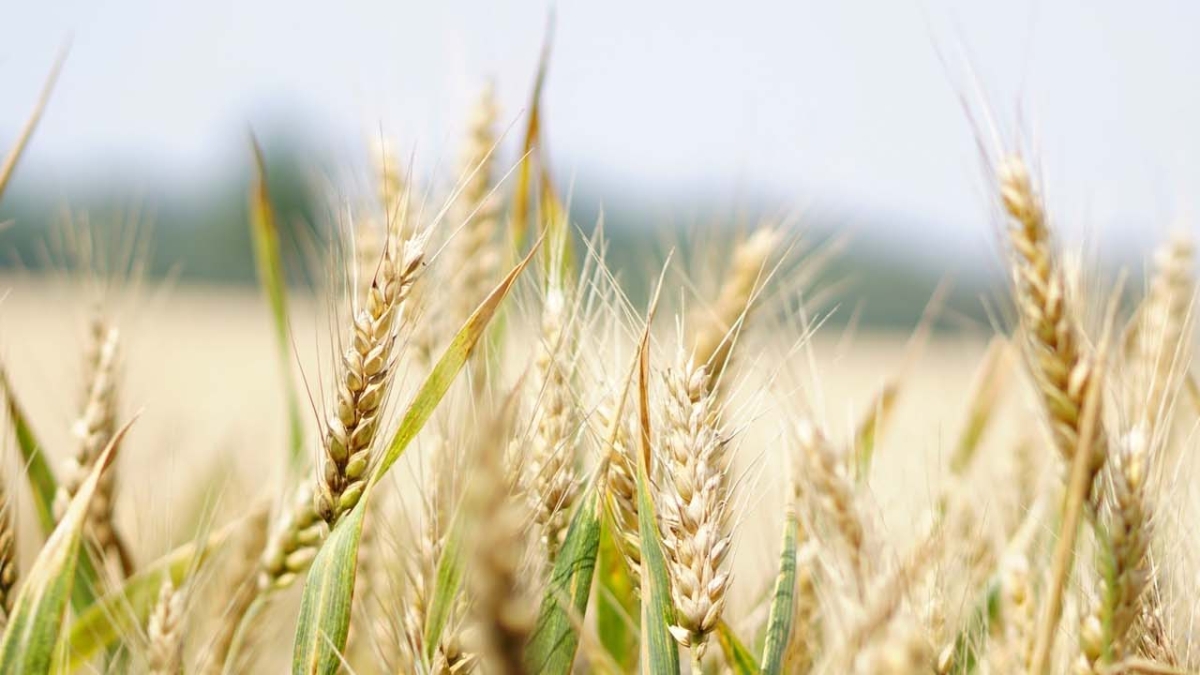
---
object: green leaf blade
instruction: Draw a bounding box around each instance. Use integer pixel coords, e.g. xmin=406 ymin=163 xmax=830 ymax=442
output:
xmin=423 ymin=510 xmax=467 ymax=664
xmin=525 ymin=483 xmax=603 ymax=674
xmin=62 ymin=523 xmax=235 ymax=671
xmin=249 ymin=140 xmax=305 ymax=468
xmin=635 ymin=334 xmax=680 ymax=675
xmin=760 ymin=513 xmax=799 ymax=675
xmin=716 ymin=620 xmax=760 ymax=675
xmin=291 ymin=501 xmax=365 ymax=675
xmin=0 ymin=418 xmax=133 ymax=675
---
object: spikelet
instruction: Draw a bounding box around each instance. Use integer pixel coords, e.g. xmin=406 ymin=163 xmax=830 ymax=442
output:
xmin=447 ymin=86 xmax=502 ymax=328
xmin=999 ymin=156 xmax=1107 ymax=478
xmin=1129 ymin=231 xmax=1194 ymax=430
xmin=657 ymin=353 xmax=732 ymax=660
xmin=0 ymin=470 xmax=15 ymax=627
xmin=1134 ymin=587 xmax=1179 ymax=667
xmin=317 ymin=215 xmax=427 ymax=525
xmin=54 ymin=323 xmax=133 ymax=576
xmin=524 ymin=279 xmax=580 ymax=562
xmin=146 ymin=579 xmax=186 ymax=675
xmin=689 ymin=226 xmax=781 ymax=388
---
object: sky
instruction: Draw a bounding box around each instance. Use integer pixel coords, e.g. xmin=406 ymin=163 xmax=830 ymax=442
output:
xmin=3 ymin=0 xmax=1199 ymax=263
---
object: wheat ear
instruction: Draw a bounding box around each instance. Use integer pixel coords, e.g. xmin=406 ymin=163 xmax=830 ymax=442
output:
xmin=999 ymin=156 xmax=1106 ymax=477
xmin=146 ymin=579 xmax=186 ymax=675
xmin=197 ymin=506 xmax=269 ymax=675
xmin=317 ymin=220 xmax=427 ymax=524
xmin=597 ymin=399 xmax=641 ymax=586
xmin=469 ymin=419 xmax=535 ymax=675
xmin=689 ymin=226 xmax=781 ymax=387
xmin=796 ymin=418 xmax=866 ymax=585
xmin=54 ymin=324 xmax=134 ymax=576
xmin=261 ymin=482 xmax=325 ymax=592
xmin=525 ymin=281 xmax=580 ymax=562
xmin=657 ymin=353 xmax=732 ymax=662
xmin=1077 ymin=426 xmax=1154 ymax=672
xmin=0 ymin=470 xmax=16 ymax=627
xmin=448 ymin=85 xmax=502 ymax=327
xmin=402 ymin=440 xmax=470 ymax=670
xmin=1130 ymin=231 xmax=1194 ymax=430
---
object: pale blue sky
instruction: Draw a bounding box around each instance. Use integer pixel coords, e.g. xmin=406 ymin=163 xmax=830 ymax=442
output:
xmin=3 ymin=0 xmax=1199 ymax=260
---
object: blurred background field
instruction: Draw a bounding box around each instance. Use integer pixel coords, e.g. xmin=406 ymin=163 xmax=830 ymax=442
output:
xmin=0 ymin=277 xmax=1022 ymax=670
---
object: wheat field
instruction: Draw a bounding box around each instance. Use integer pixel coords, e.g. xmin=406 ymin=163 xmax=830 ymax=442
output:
xmin=1 ymin=47 xmax=1200 ymax=675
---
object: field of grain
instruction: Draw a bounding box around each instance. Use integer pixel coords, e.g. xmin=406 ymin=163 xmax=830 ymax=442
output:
xmin=2 ymin=35 xmax=1200 ymax=675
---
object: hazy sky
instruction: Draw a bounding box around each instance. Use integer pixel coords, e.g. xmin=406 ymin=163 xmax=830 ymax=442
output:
xmin=4 ymin=1 xmax=1199 ymax=261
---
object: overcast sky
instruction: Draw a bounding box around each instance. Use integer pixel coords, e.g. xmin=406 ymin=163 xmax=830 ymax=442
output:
xmin=4 ymin=0 xmax=1199 ymax=261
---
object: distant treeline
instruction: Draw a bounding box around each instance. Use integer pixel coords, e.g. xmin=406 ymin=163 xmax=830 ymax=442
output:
xmin=0 ymin=139 xmax=995 ymax=332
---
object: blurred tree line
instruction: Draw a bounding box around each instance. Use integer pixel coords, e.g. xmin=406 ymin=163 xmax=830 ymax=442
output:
xmin=0 ymin=133 xmax=993 ymax=331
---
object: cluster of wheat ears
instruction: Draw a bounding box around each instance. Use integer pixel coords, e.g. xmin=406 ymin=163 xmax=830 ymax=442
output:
xmin=1 ymin=57 xmax=1199 ymax=675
